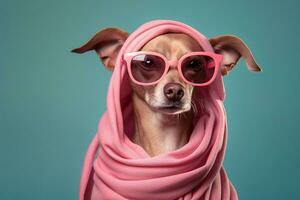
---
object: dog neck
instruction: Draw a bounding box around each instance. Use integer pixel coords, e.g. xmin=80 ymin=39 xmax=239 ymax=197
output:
xmin=131 ymin=93 xmax=194 ymax=157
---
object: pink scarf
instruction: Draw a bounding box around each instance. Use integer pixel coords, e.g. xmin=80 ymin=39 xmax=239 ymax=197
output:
xmin=79 ymin=20 xmax=238 ymax=200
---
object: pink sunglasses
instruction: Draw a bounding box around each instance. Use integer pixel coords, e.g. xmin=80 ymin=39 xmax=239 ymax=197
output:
xmin=123 ymin=51 xmax=223 ymax=86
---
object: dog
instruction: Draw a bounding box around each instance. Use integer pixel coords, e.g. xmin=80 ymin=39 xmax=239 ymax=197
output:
xmin=72 ymin=27 xmax=261 ymax=158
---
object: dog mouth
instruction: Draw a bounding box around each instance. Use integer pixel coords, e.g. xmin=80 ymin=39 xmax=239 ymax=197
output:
xmin=154 ymin=103 xmax=186 ymax=115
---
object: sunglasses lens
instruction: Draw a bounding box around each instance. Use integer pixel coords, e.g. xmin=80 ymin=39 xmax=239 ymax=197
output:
xmin=181 ymin=55 xmax=216 ymax=84
xmin=131 ymin=54 xmax=165 ymax=83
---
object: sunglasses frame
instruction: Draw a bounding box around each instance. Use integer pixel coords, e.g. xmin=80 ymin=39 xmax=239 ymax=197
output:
xmin=123 ymin=51 xmax=223 ymax=86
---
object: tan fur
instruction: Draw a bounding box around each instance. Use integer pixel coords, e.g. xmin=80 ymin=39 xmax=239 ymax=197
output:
xmin=131 ymin=33 xmax=202 ymax=157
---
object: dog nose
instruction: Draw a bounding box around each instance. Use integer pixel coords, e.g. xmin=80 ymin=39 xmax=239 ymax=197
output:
xmin=164 ymin=83 xmax=184 ymax=102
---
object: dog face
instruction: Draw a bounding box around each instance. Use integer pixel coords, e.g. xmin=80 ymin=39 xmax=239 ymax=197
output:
xmin=72 ymin=27 xmax=261 ymax=115
xmin=129 ymin=33 xmax=204 ymax=115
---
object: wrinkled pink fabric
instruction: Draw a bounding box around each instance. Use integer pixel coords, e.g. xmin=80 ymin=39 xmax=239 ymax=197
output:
xmin=79 ymin=20 xmax=238 ymax=200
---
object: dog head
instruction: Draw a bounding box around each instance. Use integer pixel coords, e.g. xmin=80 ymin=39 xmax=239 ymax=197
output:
xmin=72 ymin=27 xmax=261 ymax=115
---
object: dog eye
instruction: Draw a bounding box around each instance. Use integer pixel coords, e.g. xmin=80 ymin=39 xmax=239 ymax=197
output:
xmin=187 ymin=59 xmax=204 ymax=71
xmin=144 ymin=59 xmax=153 ymax=66
xmin=140 ymin=58 xmax=155 ymax=70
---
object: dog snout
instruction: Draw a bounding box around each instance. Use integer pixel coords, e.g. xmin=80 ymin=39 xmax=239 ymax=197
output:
xmin=163 ymin=83 xmax=184 ymax=102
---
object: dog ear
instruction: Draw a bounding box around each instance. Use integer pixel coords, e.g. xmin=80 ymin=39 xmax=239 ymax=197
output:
xmin=71 ymin=28 xmax=129 ymax=70
xmin=209 ymin=35 xmax=262 ymax=76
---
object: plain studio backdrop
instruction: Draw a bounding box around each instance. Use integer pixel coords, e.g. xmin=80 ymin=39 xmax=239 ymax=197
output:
xmin=1 ymin=0 xmax=299 ymax=199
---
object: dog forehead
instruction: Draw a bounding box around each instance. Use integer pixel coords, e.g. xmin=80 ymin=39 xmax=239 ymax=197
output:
xmin=141 ymin=33 xmax=203 ymax=54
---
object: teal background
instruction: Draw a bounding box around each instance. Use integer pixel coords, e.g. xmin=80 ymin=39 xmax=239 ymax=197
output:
xmin=1 ymin=0 xmax=299 ymax=199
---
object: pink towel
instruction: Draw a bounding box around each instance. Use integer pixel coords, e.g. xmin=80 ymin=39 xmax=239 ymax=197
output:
xmin=78 ymin=20 xmax=238 ymax=200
